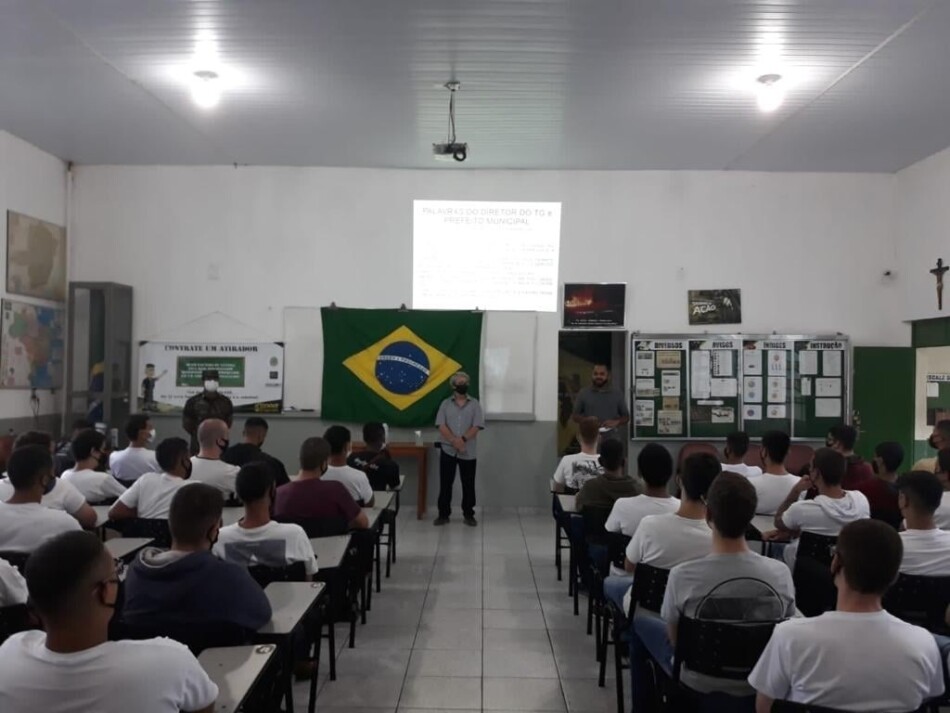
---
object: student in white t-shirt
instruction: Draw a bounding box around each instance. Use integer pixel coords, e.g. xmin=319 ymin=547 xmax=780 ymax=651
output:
xmin=322 ymin=425 xmax=374 ymax=506
xmin=0 ymin=446 xmax=81 ymax=553
xmin=0 ymin=530 xmax=218 ymax=713
xmin=108 ymin=414 xmax=159 ymax=484
xmin=719 ymin=431 xmax=763 ymax=478
xmin=109 ymin=438 xmax=196 ymax=521
xmin=895 ymin=471 xmax=950 ymax=576
xmin=214 ymin=462 xmax=317 ymax=575
xmin=606 ymin=443 xmax=678 ymax=536
xmin=61 ymin=429 xmax=126 ymax=504
xmin=189 ymin=419 xmax=239 ymax=497
xmin=748 ymin=430 xmax=799 ymax=515
xmin=749 ymin=519 xmax=944 ymax=712
xmin=552 ymin=417 xmax=604 ymax=493
xmin=768 ymin=448 xmax=870 ymax=568
xmin=0 ymin=557 xmax=27 ymax=606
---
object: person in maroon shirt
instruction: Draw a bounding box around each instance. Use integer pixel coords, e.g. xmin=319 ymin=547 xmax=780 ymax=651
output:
xmin=855 ymin=441 xmax=903 ymax=529
xmin=274 ymin=437 xmax=368 ymax=530
xmin=826 ymin=424 xmax=874 ymax=489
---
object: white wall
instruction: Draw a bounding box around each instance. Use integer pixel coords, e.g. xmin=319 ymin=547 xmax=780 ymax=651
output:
xmin=70 ymin=166 xmax=906 ymax=420
xmin=0 ymin=131 xmax=67 ymax=419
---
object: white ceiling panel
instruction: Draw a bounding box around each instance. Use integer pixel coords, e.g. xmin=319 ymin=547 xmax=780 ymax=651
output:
xmin=0 ymin=0 xmax=945 ymax=170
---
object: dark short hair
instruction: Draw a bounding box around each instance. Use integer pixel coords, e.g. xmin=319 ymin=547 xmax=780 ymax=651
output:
xmin=593 ymin=363 xmax=610 ymax=372
xmin=706 ymin=472 xmax=757 ymax=538
xmin=145 ymin=363 xmax=155 ymax=369
xmin=201 ymin=370 xmax=219 ymax=379
xmin=25 ymin=531 xmax=105 ymax=619
xmin=897 ymin=471 xmax=944 ymax=515
xmin=599 ymin=438 xmax=624 ymax=472
xmin=938 ymin=448 xmax=950 ymax=474
xmin=235 ymin=462 xmax=275 ymax=503
xmin=244 ymin=417 xmax=269 ymax=432
xmin=155 ymin=437 xmax=190 ymax=473
xmin=300 ymin=437 xmax=331 ymax=471
xmin=124 ymin=414 xmax=150 ymax=441
xmin=828 ymin=424 xmax=858 ymax=450
xmin=874 ymin=441 xmax=904 ymax=473
xmin=577 ymin=417 xmax=601 ymax=446
xmin=71 ymin=428 xmax=105 ymax=460
xmin=362 ymin=422 xmax=386 ymax=445
xmin=726 ymin=432 xmax=750 ymax=458
xmin=761 ymin=431 xmax=790 ymax=464
xmin=835 ymin=519 xmax=902 ymax=595
xmin=680 ymin=453 xmax=721 ymax=501
xmin=168 ymin=483 xmax=223 ymax=545
xmin=813 ymin=447 xmax=846 ymax=486
xmin=324 ymin=425 xmax=351 ymax=455
xmin=7 ymin=445 xmax=53 ymax=490
xmin=936 ymin=420 xmax=950 ymax=437
xmin=637 ymin=443 xmax=673 ymax=488
xmin=13 ymin=430 xmax=52 ymax=451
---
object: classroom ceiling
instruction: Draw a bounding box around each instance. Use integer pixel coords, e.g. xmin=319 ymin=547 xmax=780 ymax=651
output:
xmin=1 ymin=0 xmax=949 ymax=171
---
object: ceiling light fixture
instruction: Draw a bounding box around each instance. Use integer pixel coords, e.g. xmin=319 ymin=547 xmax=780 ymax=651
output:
xmin=191 ymin=69 xmax=221 ymax=109
xmin=755 ymin=73 xmax=784 ymax=113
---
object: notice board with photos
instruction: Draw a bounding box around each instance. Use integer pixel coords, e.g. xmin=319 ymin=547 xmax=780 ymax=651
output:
xmin=631 ymin=334 xmax=850 ymax=440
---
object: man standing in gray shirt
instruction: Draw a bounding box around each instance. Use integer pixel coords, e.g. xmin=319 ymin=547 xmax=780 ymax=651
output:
xmin=435 ymin=371 xmax=485 ymax=527
xmin=572 ymin=364 xmax=630 ymax=440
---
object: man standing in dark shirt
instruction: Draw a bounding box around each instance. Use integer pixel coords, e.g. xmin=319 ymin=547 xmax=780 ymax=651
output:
xmin=572 ymin=364 xmax=630 ymax=441
xmin=348 ymin=422 xmax=400 ymax=491
xmin=223 ymin=417 xmax=289 ymax=486
xmin=182 ymin=370 xmax=233 ymax=454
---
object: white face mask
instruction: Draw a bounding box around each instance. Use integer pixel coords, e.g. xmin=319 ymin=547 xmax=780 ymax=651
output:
xmin=204 ymin=380 xmax=219 ymax=393
xmin=147 ymin=428 xmax=156 ymax=443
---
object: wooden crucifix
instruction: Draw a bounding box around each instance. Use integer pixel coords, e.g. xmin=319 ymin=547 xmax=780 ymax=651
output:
xmin=932 ymin=258 xmax=949 ymax=310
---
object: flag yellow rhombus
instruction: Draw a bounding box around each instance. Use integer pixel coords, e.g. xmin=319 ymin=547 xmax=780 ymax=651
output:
xmin=343 ymin=326 xmax=461 ymax=411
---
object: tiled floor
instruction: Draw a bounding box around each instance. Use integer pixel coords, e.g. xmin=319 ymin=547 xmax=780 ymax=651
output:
xmin=299 ymin=509 xmax=626 ymax=713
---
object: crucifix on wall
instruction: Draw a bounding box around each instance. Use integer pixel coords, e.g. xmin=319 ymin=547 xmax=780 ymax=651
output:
xmin=932 ymin=258 xmax=949 ymax=310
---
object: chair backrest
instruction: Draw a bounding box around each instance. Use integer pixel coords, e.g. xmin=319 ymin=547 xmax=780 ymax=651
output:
xmin=581 ymin=506 xmax=612 ymax=546
xmin=677 ymin=443 xmax=719 ymax=472
xmin=0 ymin=551 xmax=30 ymax=572
xmin=792 ymin=549 xmax=837 ymax=617
xmin=796 ymin=531 xmax=837 ymax=567
xmin=629 ymin=562 xmax=670 ymax=616
xmin=274 ymin=514 xmax=348 ymax=538
xmin=673 ymin=615 xmax=779 ymax=682
xmin=883 ymin=573 xmax=950 ymax=634
xmin=0 ymin=604 xmax=38 ymax=645
xmin=247 ymin=560 xmax=308 ymax=588
xmin=771 ymin=700 xmax=852 ymax=713
xmin=116 ymin=518 xmax=171 ymax=548
xmin=115 ymin=619 xmax=252 ymax=655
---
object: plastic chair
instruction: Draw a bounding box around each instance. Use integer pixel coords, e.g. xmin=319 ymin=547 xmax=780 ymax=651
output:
xmin=115 ymin=619 xmax=253 ymax=655
xmin=275 ymin=515 xmax=348 ymax=538
xmin=552 ymin=494 xmax=573 ymax=585
xmin=113 ymin=518 xmax=171 ymax=548
xmin=883 ymin=573 xmax=950 ymax=635
xmin=582 ymin=506 xmax=612 ymax=652
xmin=792 ymin=532 xmax=838 ymax=617
xmin=771 ymin=702 xmax=855 ymax=713
xmin=248 ymin=561 xmax=309 ymax=588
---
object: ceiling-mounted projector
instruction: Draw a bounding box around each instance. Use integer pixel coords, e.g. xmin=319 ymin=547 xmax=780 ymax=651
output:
xmin=433 ymin=81 xmax=467 ymax=163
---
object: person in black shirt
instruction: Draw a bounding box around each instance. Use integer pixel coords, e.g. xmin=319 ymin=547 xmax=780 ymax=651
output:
xmin=222 ymin=417 xmax=289 ymax=487
xmin=348 ymin=422 xmax=400 ymax=491
xmin=54 ymin=418 xmax=93 ymax=476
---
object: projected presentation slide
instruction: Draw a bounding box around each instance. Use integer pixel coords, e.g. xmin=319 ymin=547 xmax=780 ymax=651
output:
xmin=413 ymin=200 xmax=562 ymax=312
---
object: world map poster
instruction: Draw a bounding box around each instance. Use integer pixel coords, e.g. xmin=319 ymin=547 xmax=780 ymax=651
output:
xmin=0 ymin=299 xmax=65 ymax=389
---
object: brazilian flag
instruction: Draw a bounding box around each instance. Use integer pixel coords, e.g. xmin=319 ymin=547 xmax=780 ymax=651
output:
xmin=321 ymin=308 xmax=483 ymax=427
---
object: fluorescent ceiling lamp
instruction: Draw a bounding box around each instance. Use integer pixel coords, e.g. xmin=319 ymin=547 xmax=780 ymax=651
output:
xmin=756 ymin=73 xmax=784 ymax=113
xmin=191 ymin=70 xmax=221 ymax=108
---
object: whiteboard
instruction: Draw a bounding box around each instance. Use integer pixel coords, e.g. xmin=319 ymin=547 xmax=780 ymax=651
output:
xmin=281 ymin=307 xmax=536 ymax=418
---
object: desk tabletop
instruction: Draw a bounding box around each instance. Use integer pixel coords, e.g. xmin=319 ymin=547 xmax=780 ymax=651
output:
xmin=221 ymin=507 xmax=243 ymax=527
xmin=258 ymin=581 xmax=326 ymax=636
xmin=92 ymin=505 xmax=111 ymax=527
xmin=105 ymin=537 xmax=153 ymax=560
xmin=310 ymin=535 xmax=350 ymax=569
xmin=199 ymin=644 xmax=277 ymax=713
xmin=363 ymin=507 xmax=385 ymax=529
xmin=372 ymin=490 xmax=396 ymax=511
xmin=557 ymin=494 xmax=577 ymax=514
xmin=750 ymin=514 xmax=775 ymax=534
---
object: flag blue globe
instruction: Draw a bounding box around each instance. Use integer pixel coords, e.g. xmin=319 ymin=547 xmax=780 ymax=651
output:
xmin=375 ymin=341 xmax=431 ymax=395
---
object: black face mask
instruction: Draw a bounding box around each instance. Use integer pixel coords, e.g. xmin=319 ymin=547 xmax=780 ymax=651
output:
xmin=929 ymin=435 xmax=939 ymax=449
xmin=454 ymin=384 xmax=469 ymax=395
xmin=871 ymin=459 xmax=879 ymax=475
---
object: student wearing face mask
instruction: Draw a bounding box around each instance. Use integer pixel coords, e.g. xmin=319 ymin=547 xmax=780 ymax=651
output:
xmin=913 ymin=419 xmax=950 ymax=473
xmin=189 ymin=419 xmax=240 ymax=497
xmin=123 ymin=483 xmax=271 ymax=633
xmin=61 ymin=429 xmax=126 ymax=503
xmin=109 ymin=438 xmax=197 ymax=521
xmin=182 ymin=370 xmax=234 ymax=454
xmin=109 ymin=414 xmax=159 ymax=485
xmin=435 ymin=371 xmax=485 ymax=527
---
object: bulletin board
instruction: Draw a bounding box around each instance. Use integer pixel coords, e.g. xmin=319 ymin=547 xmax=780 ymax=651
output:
xmin=631 ymin=333 xmax=850 ymax=441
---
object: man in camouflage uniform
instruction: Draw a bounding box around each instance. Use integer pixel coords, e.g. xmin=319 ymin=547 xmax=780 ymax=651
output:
xmin=182 ymin=369 xmax=233 ymax=454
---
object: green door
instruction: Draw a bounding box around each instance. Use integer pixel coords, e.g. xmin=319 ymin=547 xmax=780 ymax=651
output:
xmin=852 ymin=347 xmax=915 ymax=464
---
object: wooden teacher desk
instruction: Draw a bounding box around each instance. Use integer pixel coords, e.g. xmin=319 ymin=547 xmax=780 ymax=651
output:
xmin=352 ymin=442 xmax=429 ymax=520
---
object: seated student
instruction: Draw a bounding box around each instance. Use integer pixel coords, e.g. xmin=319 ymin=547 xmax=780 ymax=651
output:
xmin=720 ymin=431 xmax=762 ymax=478
xmin=61 ymin=429 xmax=126 ymax=503
xmin=214 ymin=462 xmax=317 ymax=576
xmin=222 ymin=417 xmax=289 ymax=487
xmin=347 ymin=422 xmax=400 ymax=491
xmin=552 ymin=417 xmax=604 ymax=494
xmin=274 ymin=438 xmax=369 ymax=530
xmin=108 ymin=414 xmax=159 ymax=484
xmin=322 ymin=426 xmax=374 ymax=506
xmin=602 ymin=452 xmax=717 ymax=614
xmin=913 ymin=419 xmax=950 ymax=473
xmin=575 ymin=438 xmax=638 ymax=512
xmin=605 ymin=442 xmax=678 ymax=536
xmin=749 ymin=520 xmax=944 ymax=713
xmin=53 ymin=418 xmax=92 ymax=476
xmin=895 ymin=471 xmax=950 ymax=576
xmin=189 ymin=419 xmax=239 ymax=497
xmin=0 ymin=557 xmax=26 ymax=606
xmin=109 ymin=437 xmax=196 ymax=521
xmin=0 ymin=531 xmax=218 ymax=713
xmin=748 ymin=431 xmax=800 ymax=516
xmin=853 ymin=440 xmax=902 ymax=526
xmin=769 ymin=448 xmax=870 ymax=568
xmin=826 ymin=424 xmax=873 ymax=489
xmin=933 ymin=448 xmax=950 ymax=529
xmin=631 ymin=472 xmax=795 ymax=708
xmin=0 ymin=431 xmax=97 ymax=530
xmin=0 ymin=446 xmax=81 ymax=552
xmin=123 ymin=483 xmax=271 ymax=632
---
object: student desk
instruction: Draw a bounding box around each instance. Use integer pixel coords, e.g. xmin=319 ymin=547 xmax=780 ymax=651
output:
xmin=750 ymin=515 xmax=775 ymax=535
xmin=557 ymin=494 xmax=577 ymax=514
xmin=92 ymin=505 xmax=112 ymax=528
xmin=310 ymin=535 xmax=351 ymax=570
xmin=198 ymin=644 xmax=277 ymax=713
xmin=221 ymin=507 xmax=243 ymax=527
xmin=310 ymin=534 xmax=352 ymax=680
xmin=362 ymin=506 xmax=387 ymax=595
xmin=257 ymin=581 xmax=327 ymax=713
xmin=372 ymin=489 xmax=397 ymax=578
xmin=104 ymin=537 xmax=152 ymax=562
